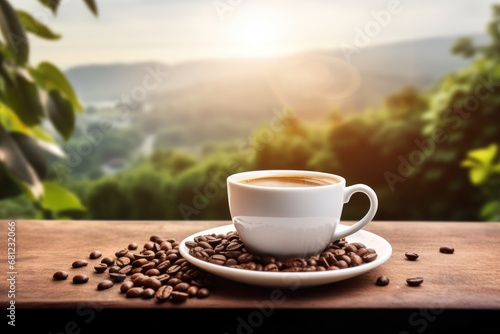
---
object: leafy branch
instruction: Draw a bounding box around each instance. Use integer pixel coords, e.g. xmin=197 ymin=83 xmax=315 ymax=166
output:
xmin=0 ymin=0 xmax=98 ymax=218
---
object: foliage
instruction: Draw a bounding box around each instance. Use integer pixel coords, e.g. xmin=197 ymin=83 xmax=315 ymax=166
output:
xmin=413 ymin=4 xmax=500 ymax=220
xmin=72 ymin=142 xmax=251 ymax=221
xmin=0 ymin=0 xmax=97 ymax=215
xmin=461 ymin=144 xmax=500 ymax=221
xmin=0 ymin=0 xmax=98 ymax=218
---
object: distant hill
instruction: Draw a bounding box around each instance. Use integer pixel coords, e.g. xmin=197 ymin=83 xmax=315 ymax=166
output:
xmin=65 ymin=34 xmax=488 ymax=118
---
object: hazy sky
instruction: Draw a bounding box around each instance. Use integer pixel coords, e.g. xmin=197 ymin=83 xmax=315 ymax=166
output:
xmin=17 ymin=0 xmax=499 ymax=69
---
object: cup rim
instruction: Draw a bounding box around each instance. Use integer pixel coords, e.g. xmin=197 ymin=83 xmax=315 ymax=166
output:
xmin=227 ymin=169 xmax=345 ymax=189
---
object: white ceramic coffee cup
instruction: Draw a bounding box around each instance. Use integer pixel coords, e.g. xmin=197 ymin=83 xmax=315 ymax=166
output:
xmin=226 ymin=170 xmax=378 ymax=259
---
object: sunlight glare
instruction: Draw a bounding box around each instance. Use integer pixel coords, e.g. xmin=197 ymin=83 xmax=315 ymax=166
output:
xmin=227 ymin=9 xmax=287 ymax=58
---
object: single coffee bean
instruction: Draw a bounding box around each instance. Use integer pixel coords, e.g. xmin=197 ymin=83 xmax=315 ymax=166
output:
xmin=109 ymin=273 xmax=127 ymax=282
xmin=128 ymin=243 xmax=138 ymax=250
xmin=349 ymin=253 xmax=363 ymax=266
xmin=120 ymin=281 xmax=134 ymax=293
xmin=145 ymin=268 xmax=161 ymax=277
xmin=187 ymin=285 xmax=199 ymax=297
xmin=53 ymin=271 xmax=68 ymax=280
xmin=376 ymin=276 xmax=390 ymax=286
xmin=405 ymin=252 xmax=419 ymax=261
xmin=406 ymin=277 xmax=424 ymax=286
xmin=72 ymin=260 xmax=88 ymax=268
xmin=143 ymin=277 xmax=162 ymax=291
xmin=439 ymin=246 xmax=454 ymax=254
xmin=126 ymin=287 xmax=143 ymax=298
xmin=197 ymin=288 xmax=210 ymax=298
xmin=345 ymin=244 xmax=357 ymax=253
xmin=173 ymin=282 xmax=190 ymax=293
xmin=101 ymin=257 xmax=115 ymax=266
xmin=115 ymin=248 xmax=129 ymax=258
xmin=97 ymin=280 xmax=114 ymax=291
xmin=362 ymin=253 xmax=378 ymax=263
xmin=141 ymin=288 xmax=156 ymax=299
xmin=89 ymin=251 xmax=102 ymax=259
xmin=171 ymin=291 xmax=189 ymax=302
xmin=116 ymin=257 xmax=131 ymax=267
xmin=108 ymin=265 xmax=121 ymax=274
xmin=351 ymin=242 xmax=366 ymax=249
xmin=72 ymin=274 xmax=89 ymax=284
xmin=156 ymin=285 xmax=173 ymax=301
xmin=118 ymin=264 xmax=132 ymax=275
xmin=94 ymin=263 xmax=108 ymax=273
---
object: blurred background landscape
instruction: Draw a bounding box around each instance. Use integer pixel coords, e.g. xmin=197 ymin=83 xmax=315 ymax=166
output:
xmin=1 ymin=0 xmax=500 ymax=222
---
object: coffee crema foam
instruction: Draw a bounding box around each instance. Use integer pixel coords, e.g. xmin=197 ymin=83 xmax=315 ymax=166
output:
xmin=238 ymin=175 xmax=339 ymax=187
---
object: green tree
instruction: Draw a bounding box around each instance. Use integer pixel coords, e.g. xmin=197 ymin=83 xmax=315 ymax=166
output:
xmin=413 ymin=4 xmax=500 ymax=220
xmin=0 ymin=0 xmax=98 ymax=218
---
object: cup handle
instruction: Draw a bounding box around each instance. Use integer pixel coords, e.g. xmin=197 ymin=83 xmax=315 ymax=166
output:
xmin=331 ymin=184 xmax=378 ymax=241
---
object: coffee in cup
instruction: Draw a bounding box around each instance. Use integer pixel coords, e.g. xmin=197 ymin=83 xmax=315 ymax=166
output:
xmin=226 ymin=170 xmax=378 ymax=260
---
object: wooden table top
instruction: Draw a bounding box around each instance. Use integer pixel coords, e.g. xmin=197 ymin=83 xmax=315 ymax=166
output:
xmin=2 ymin=219 xmax=499 ymax=332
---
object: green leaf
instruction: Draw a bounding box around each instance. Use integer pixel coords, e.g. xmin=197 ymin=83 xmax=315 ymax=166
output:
xmin=460 ymin=159 xmax=478 ymax=168
xmin=3 ymin=70 xmax=45 ymax=126
xmin=492 ymin=163 xmax=500 ymax=173
xmin=83 ymin=0 xmax=98 ymax=16
xmin=480 ymin=200 xmax=500 ymax=221
xmin=16 ymin=10 xmax=61 ymax=40
xmin=40 ymin=181 xmax=86 ymax=213
xmin=29 ymin=61 xmax=83 ymax=111
xmin=470 ymin=167 xmax=488 ymax=185
xmin=10 ymin=132 xmax=47 ymax=179
xmin=38 ymin=0 xmax=60 ymax=15
xmin=0 ymin=124 xmax=43 ymax=199
xmin=0 ymin=102 xmax=61 ymax=155
xmin=47 ymin=90 xmax=75 ymax=140
xmin=0 ymin=163 xmax=23 ymax=199
xmin=467 ymin=144 xmax=498 ymax=166
xmin=0 ymin=0 xmax=29 ymax=65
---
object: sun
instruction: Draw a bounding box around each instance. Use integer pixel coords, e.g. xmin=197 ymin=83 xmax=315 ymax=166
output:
xmin=226 ymin=11 xmax=287 ymax=58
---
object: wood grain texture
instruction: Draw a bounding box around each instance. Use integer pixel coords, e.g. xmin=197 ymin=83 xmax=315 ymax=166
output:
xmin=1 ymin=220 xmax=500 ymax=311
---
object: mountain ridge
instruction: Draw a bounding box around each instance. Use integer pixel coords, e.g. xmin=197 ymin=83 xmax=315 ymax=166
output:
xmin=65 ymin=33 xmax=488 ymax=113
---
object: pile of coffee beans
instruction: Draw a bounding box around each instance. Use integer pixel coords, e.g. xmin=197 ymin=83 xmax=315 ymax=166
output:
xmin=186 ymin=230 xmax=378 ymax=272
xmin=52 ymin=235 xmax=216 ymax=303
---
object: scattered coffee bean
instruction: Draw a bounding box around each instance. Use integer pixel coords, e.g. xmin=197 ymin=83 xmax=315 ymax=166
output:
xmin=54 ymin=234 xmax=216 ymax=304
xmin=187 ymin=285 xmax=199 ymax=297
xmin=439 ymin=246 xmax=454 ymax=254
xmin=97 ymin=280 xmax=114 ymax=291
xmin=406 ymin=277 xmax=424 ymax=286
xmin=171 ymin=291 xmax=189 ymax=303
xmin=109 ymin=273 xmax=127 ymax=282
xmin=101 ymin=257 xmax=115 ymax=266
xmin=120 ymin=281 xmax=134 ymax=293
xmin=197 ymin=288 xmax=210 ymax=298
xmin=115 ymin=248 xmax=129 ymax=258
xmin=376 ymin=276 xmax=390 ymax=286
xmin=405 ymin=252 xmax=419 ymax=261
xmin=94 ymin=263 xmax=108 ymax=273
xmin=141 ymin=288 xmax=156 ymax=299
xmin=89 ymin=251 xmax=102 ymax=259
xmin=73 ymin=274 xmax=89 ymax=284
xmin=55 ymin=231 xmax=379 ymax=305
xmin=126 ymin=287 xmax=143 ymax=298
xmin=53 ymin=271 xmax=68 ymax=280
xmin=156 ymin=285 xmax=173 ymax=301
xmin=72 ymin=260 xmax=88 ymax=268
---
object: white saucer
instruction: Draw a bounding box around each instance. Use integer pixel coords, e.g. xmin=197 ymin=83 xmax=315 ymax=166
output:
xmin=179 ymin=224 xmax=392 ymax=289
